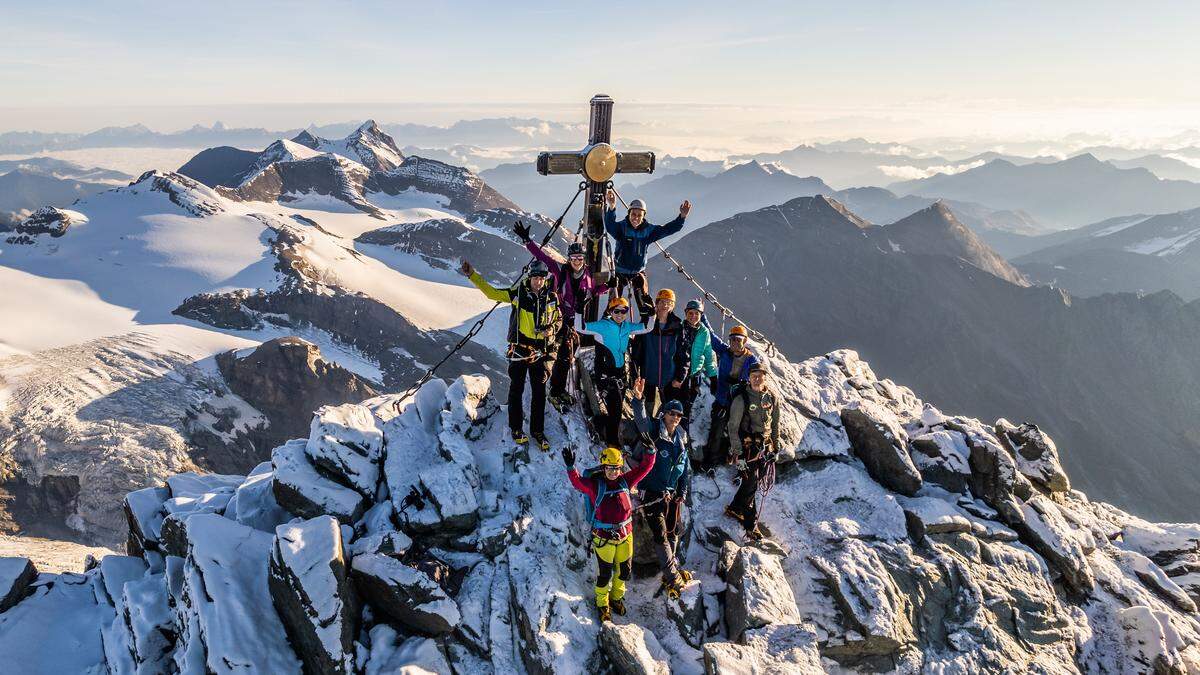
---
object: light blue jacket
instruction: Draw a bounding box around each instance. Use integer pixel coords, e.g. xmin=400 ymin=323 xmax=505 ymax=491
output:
xmin=577 ymin=315 xmax=652 ymax=368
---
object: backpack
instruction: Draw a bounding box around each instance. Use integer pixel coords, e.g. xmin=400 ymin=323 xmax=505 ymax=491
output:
xmin=734 ymin=386 xmax=776 ymax=437
xmin=580 ymin=468 xmax=631 ymax=532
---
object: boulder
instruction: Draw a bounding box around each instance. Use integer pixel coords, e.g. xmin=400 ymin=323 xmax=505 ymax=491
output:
xmin=665 ymin=579 xmax=706 ymax=648
xmin=956 ymin=419 xmax=1034 ymax=523
xmin=272 ymin=439 xmax=367 ymax=524
xmin=304 ymin=403 xmax=383 ymax=497
xmin=124 ymin=486 xmax=169 ymax=556
xmin=994 ymin=420 xmax=1070 ymax=493
xmin=909 ymin=429 xmax=971 ymax=493
xmin=350 ymin=553 xmax=460 ymax=635
xmin=269 ymin=516 xmax=359 ymax=675
xmin=1016 ymin=496 xmax=1095 ymax=595
xmin=0 ymin=557 xmax=38 ymax=612
xmin=810 ymin=540 xmax=917 ymax=660
xmin=840 ymin=406 xmax=922 ymax=496
xmin=724 ymin=546 xmax=801 ymax=641
xmin=597 ymin=623 xmax=670 ymax=675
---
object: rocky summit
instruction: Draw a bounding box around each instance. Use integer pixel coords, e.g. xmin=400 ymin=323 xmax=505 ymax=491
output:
xmin=2 ymin=347 xmax=1199 ymax=673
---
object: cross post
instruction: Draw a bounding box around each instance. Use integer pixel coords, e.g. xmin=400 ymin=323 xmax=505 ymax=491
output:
xmin=537 ymin=94 xmax=655 ymax=320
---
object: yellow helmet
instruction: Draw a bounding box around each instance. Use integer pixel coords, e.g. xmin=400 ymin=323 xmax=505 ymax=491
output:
xmin=599 ymin=447 xmax=623 ymax=467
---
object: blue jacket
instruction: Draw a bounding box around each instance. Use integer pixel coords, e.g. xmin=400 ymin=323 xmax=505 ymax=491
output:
xmin=711 ymin=333 xmax=759 ymax=406
xmin=631 ymin=397 xmax=690 ymax=498
xmin=633 ymin=312 xmax=689 ymax=388
xmin=578 ymin=316 xmax=651 ymax=369
xmin=604 ymin=208 xmax=686 ymax=274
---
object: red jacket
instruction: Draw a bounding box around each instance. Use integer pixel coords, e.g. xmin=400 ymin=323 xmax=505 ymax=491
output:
xmin=567 ymin=453 xmax=656 ymax=540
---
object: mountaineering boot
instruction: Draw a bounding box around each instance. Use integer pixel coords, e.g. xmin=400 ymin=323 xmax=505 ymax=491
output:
xmin=744 ymin=524 xmax=765 ymax=541
xmin=662 ymin=574 xmax=687 ymax=600
xmin=532 ymin=433 xmax=551 ymax=451
xmin=511 ymin=428 xmax=529 ymax=445
xmin=549 ymin=391 xmax=574 ymax=413
xmin=724 ymin=504 xmax=745 ymax=523
xmin=598 ymin=605 xmax=612 ymax=623
xmin=677 ymin=569 xmax=693 ymax=584
xmin=610 ymin=598 xmax=626 ymax=616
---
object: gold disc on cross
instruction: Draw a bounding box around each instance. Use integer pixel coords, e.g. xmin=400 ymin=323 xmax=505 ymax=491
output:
xmin=583 ymin=143 xmax=618 ymax=183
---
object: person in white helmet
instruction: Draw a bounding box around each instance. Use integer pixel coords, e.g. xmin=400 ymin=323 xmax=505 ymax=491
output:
xmin=604 ymin=189 xmax=690 ymax=322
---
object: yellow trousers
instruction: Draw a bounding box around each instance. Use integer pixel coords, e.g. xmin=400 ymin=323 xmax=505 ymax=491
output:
xmin=593 ymin=534 xmax=633 ymax=608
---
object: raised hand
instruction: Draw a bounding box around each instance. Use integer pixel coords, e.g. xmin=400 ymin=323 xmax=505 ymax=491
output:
xmin=562 ymin=446 xmax=575 ymax=468
xmin=513 ymin=220 xmax=531 ymax=242
xmin=458 ymin=260 xmax=474 ymax=277
xmin=632 ymin=377 xmax=646 ymax=399
xmin=606 ymin=189 xmax=617 ymax=209
xmin=679 ymin=200 xmax=691 ymax=218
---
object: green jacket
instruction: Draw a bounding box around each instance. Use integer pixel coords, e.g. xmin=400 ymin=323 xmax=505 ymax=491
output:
xmin=685 ymin=321 xmax=718 ymax=378
xmin=728 ymin=386 xmax=781 ymax=460
xmin=469 ymin=271 xmax=562 ymax=348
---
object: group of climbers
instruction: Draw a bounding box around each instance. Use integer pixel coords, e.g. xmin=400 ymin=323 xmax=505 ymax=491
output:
xmin=460 ymin=190 xmax=784 ymax=622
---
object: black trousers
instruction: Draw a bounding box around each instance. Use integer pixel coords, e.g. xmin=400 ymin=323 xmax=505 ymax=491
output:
xmin=642 ymin=490 xmax=683 ymax=582
xmin=729 ymin=458 xmax=768 ymax=529
xmin=703 ymin=403 xmax=730 ymax=468
xmin=599 ymin=379 xmax=625 ymax=446
xmin=549 ymin=327 xmax=578 ymax=396
xmin=508 ymin=350 xmax=549 ymax=435
xmin=614 ymin=271 xmax=653 ymax=322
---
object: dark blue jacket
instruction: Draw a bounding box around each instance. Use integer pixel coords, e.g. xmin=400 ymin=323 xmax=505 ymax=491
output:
xmin=604 ymin=208 xmax=686 ymax=274
xmin=711 ymin=333 xmax=759 ymax=407
xmin=633 ymin=312 xmax=689 ymax=388
xmin=631 ymin=397 xmax=690 ymax=498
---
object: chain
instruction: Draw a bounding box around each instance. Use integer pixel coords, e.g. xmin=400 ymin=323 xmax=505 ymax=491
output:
xmin=607 ymin=185 xmax=778 ymax=356
xmin=391 ymin=185 xmax=586 ymax=412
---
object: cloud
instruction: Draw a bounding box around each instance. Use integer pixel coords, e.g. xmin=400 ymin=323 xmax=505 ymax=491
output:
xmin=876 ymin=160 xmax=986 ymax=181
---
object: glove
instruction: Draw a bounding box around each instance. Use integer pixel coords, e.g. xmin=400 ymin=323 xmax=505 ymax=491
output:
xmin=562 ymin=447 xmax=575 ymax=468
xmin=513 ymin=220 xmax=531 ymax=242
xmin=736 ymin=459 xmax=747 ymax=472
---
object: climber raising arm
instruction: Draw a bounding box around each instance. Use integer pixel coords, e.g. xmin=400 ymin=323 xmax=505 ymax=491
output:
xmin=645 ymin=200 xmax=691 ymax=244
xmin=562 ymin=447 xmax=597 ymax=499
xmin=459 ymin=260 xmax=512 ymax=304
xmin=622 ymin=445 xmax=656 ymax=488
xmin=630 ymin=378 xmax=652 ymax=435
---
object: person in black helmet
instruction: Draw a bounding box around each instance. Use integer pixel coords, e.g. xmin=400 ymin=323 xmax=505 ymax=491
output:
xmin=516 ymin=220 xmax=610 ymax=409
xmin=460 ymin=256 xmax=561 ymax=450
xmin=604 ymin=190 xmax=690 ymax=322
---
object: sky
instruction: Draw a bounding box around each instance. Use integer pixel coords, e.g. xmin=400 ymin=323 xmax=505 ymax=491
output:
xmin=3 ymin=1 xmax=1200 ymax=143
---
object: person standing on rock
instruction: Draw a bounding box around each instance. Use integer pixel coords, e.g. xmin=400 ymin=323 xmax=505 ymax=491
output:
xmin=677 ymin=299 xmax=718 ymax=432
xmin=604 ymin=189 xmax=690 ymax=322
xmin=575 ymin=297 xmax=652 ymax=445
xmin=563 ymin=444 xmax=656 ymax=623
xmin=725 ymin=363 xmax=780 ymax=540
xmin=631 ymin=288 xmax=689 ymax=417
xmin=703 ymin=325 xmax=759 ymax=469
xmin=629 ymin=378 xmax=693 ymax=599
xmin=515 ymin=220 xmax=609 ymax=411
xmin=460 ymin=259 xmax=561 ymax=450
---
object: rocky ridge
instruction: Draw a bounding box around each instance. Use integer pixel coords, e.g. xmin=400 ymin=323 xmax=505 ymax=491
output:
xmin=2 ymin=348 xmax=1199 ymax=673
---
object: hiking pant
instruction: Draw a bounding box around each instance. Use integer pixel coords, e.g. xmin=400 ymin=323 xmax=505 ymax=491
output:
xmin=508 ymin=348 xmax=549 ymax=436
xmin=595 ymin=367 xmax=627 ymax=447
xmin=614 ymin=271 xmax=653 ymax=322
xmin=642 ymin=491 xmax=682 ymax=584
xmin=703 ymin=403 xmax=730 ymax=468
xmin=593 ymin=534 xmax=633 ymax=608
xmin=729 ymin=458 xmax=769 ymax=530
xmin=549 ymin=326 xmax=578 ymax=396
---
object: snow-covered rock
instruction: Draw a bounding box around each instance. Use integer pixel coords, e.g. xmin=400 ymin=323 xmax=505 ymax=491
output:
xmin=840 ymin=404 xmax=922 ymax=496
xmin=723 ymin=545 xmax=801 ymax=641
xmin=0 ymin=557 xmax=37 ymax=612
xmin=305 ymin=403 xmax=383 ymax=498
xmin=597 ymin=622 xmax=670 ymax=675
xmin=269 ymin=516 xmax=359 ymax=675
xmin=273 ymin=438 xmax=367 ymax=524
xmin=350 ymin=553 xmax=460 ymax=635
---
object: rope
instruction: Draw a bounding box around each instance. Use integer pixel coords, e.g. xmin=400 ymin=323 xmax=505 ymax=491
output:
xmin=607 ymin=185 xmax=779 ymax=356
xmin=391 ymin=185 xmax=585 ymax=412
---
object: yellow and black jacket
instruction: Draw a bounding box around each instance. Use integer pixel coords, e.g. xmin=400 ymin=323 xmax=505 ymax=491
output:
xmin=468 ymin=271 xmax=562 ymax=351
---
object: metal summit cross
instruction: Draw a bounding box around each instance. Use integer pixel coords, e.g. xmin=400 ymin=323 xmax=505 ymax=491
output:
xmin=537 ymin=94 xmax=655 ymax=320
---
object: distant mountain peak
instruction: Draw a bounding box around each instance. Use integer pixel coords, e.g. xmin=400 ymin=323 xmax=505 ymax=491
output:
xmin=290 ymin=129 xmax=320 ymax=148
xmin=886 ymin=202 xmax=1027 ymax=285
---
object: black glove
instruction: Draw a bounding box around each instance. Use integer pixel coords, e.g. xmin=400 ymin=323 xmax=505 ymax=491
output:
xmin=562 ymin=447 xmax=575 ymax=468
xmin=513 ymin=220 xmax=531 ymax=242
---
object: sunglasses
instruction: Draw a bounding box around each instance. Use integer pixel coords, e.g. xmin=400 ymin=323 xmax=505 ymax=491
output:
xmin=611 ymin=308 xmax=629 ymax=314
xmin=569 ymin=255 xmax=585 ymax=261
xmin=664 ymin=411 xmax=682 ymax=418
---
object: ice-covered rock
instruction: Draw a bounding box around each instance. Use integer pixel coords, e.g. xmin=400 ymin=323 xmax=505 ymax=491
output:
xmin=269 ymin=516 xmax=359 ymax=675
xmin=351 ymin=553 xmax=460 ymax=635
xmin=0 ymin=557 xmax=37 ymax=612
xmin=840 ymin=404 xmax=922 ymax=496
xmin=273 ymin=439 xmax=367 ymax=523
xmin=724 ymin=545 xmax=802 ymax=641
xmin=597 ymin=622 xmax=670 ymax=675
xmin=305 ymin=403 xmax=383 ymax=497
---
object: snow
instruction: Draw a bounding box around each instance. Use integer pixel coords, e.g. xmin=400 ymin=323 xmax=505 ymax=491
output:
xmin=305 ymin=403 xmax=383 ymax=496
xmin=0 ymin=557 xmax=33 ymax=595
xmin=1091 ymin=215 xmax=1154 ymax=237
xmin=0 ymin=573 xmax=109 ymax=673
xmin=351 ymin=554 xmax=462 ymax=628
xmin=1125 ymin=229 xmax=1200 ymax=255
xmin=0 ymin=267 xmax=138 ymax=353
xmin=234 ymin=461 xmax=291 ymax=532
xmin=273 ymin=439 xmax=366 ymax=521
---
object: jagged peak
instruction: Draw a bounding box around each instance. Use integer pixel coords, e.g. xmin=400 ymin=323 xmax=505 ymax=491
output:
xmin=290 ymin=129 xmax=321 ymax=148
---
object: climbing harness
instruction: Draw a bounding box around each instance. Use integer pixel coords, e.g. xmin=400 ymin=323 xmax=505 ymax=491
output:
xmin=607 ymin=185 xmax=779 ymax=356
xmin=391 ymin=184 xmax=586 ymax=412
